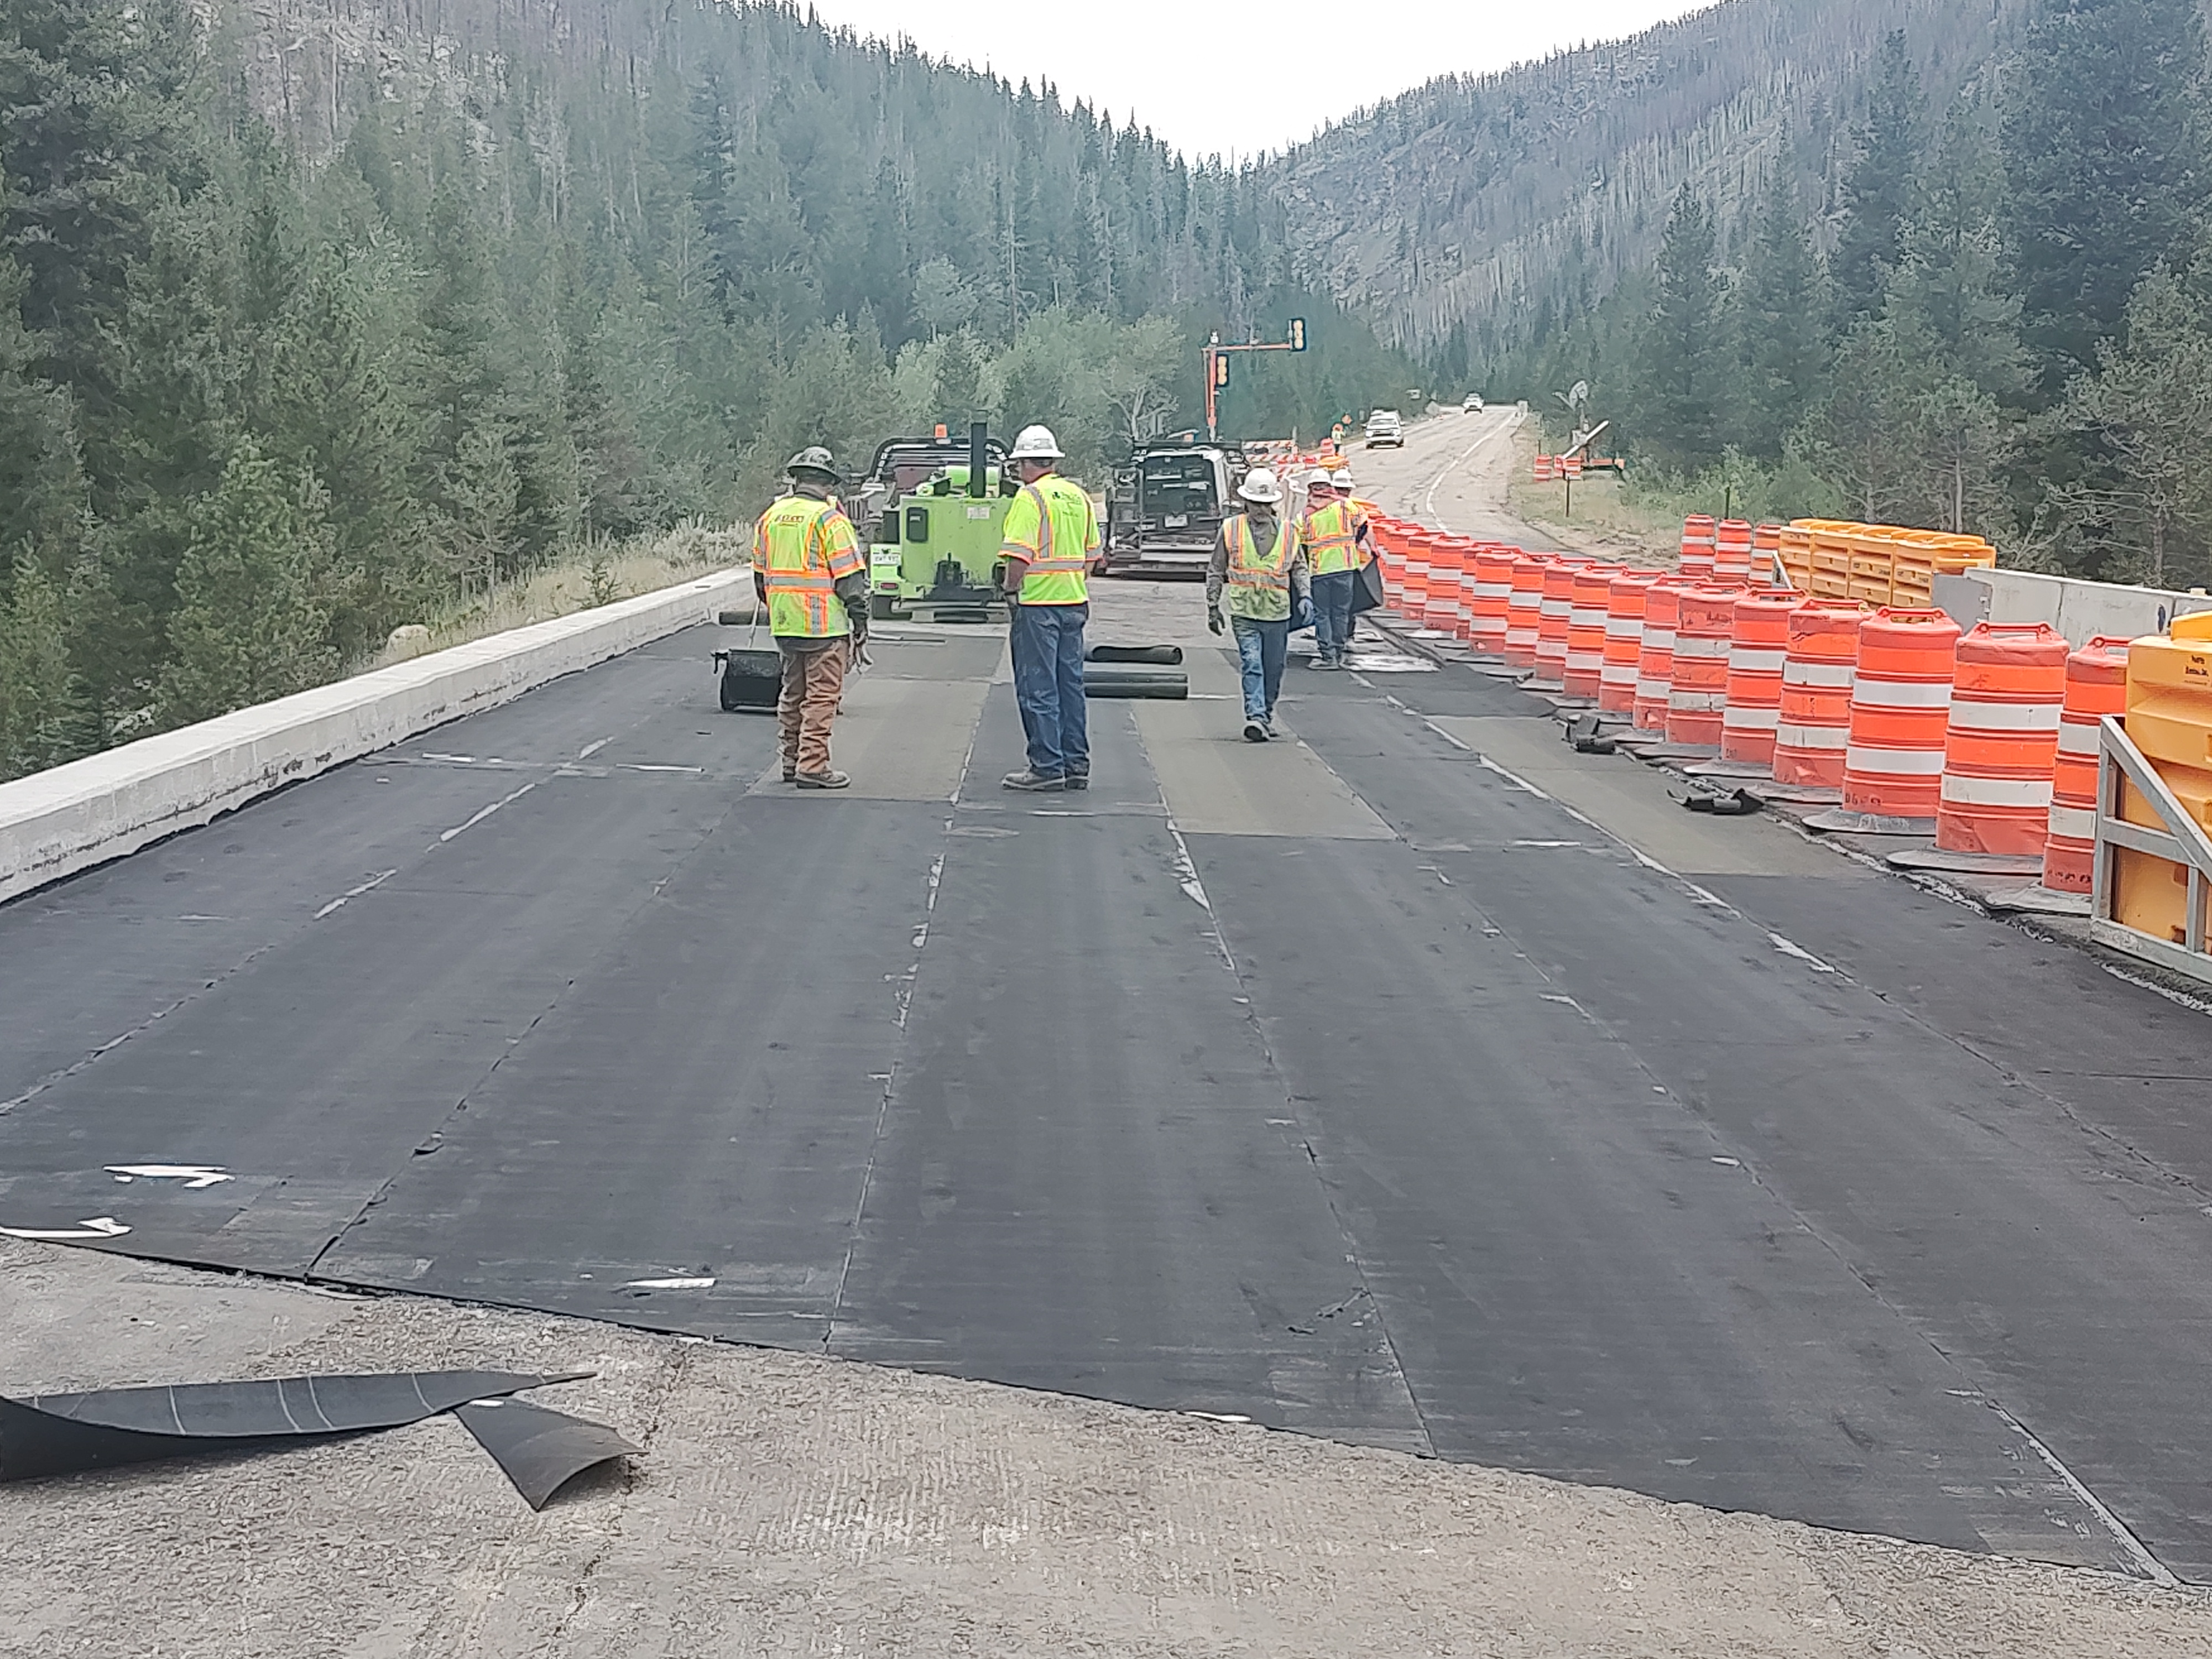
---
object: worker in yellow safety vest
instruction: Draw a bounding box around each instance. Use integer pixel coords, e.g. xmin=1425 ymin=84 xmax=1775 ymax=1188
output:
xmin=753 ymin=446 xmax=869 ymax=789
xmin=1300 ymin=466 xmax=1372 ymax=669
xmin=1328 ymin=465 xmax=1378 ymax=652
xmin=996 ymin=424 xmax=1101 ymax=791
xmin=1206 ymin=467 xmax=1309 ymax=742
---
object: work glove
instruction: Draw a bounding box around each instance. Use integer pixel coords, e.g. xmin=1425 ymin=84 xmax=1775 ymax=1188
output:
xmin=1207 ymin=608 xmax=1224 ymax=635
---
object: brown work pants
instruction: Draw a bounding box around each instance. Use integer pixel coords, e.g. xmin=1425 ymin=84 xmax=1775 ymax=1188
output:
xmin=778 ymin=639 xmax=849 ymax=776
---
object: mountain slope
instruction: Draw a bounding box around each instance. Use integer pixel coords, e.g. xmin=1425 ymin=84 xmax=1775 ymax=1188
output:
xmin=1266 ymin=0 xmax=2018 ymax=368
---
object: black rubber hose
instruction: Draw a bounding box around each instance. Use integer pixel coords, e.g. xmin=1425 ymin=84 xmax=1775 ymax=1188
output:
xmin=1086 ymin=643 xmax=1184 ymax=665
xmin=1082 ymin=667 xmax=1188 ymax=700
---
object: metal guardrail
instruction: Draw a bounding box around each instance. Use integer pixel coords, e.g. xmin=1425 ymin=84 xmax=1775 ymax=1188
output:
xmin=2090 ymin=713 xmax=2212 ymax=983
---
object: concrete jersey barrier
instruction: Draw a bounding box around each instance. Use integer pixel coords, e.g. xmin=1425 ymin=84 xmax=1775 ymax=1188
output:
xmin=0 ymin=568 xmax=752 ymax=906
xmin=1935 ymin=567 xmax=2212 ymax=643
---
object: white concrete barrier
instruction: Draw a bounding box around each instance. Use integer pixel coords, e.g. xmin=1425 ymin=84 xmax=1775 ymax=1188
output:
xmin=1937 ymin=566 xmax=2212 ymax=643
xmin=0 ymin=568 xmax=751 ymax=905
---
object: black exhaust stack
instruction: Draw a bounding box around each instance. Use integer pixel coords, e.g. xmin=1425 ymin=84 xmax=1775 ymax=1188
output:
xmin=968 ymin=420 xmax=988 ymax=498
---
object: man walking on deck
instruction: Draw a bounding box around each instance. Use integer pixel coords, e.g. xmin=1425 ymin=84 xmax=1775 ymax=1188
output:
xmin=1208 ymin=468 xmax=1307 ymax=742
xmin=998 ymin=425 xmax=1101 ymax=791
xmin=1301 ymin=466 xmax=1370 ymax=669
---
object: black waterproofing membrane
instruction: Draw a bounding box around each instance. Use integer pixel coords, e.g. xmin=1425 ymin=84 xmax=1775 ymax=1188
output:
xmin=0 ymin=1369 xmax=637 ymax=1509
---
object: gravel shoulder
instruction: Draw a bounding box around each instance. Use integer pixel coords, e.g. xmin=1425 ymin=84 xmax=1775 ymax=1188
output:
xmin=7 ymin=1237 xmax=2211 ymax=1657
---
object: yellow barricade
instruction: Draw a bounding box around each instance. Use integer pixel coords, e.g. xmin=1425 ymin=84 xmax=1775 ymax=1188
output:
xmin=2114 ymin=614 xmax=2212 ymax=945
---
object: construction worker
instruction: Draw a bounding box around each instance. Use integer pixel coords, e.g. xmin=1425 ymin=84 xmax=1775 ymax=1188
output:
xmin=1332 ymin=465 xmax=1378 ymax=651
xmin=754 ymin=446 xmax=869 ymax=789
xmin=997 ymin=424 xmax=1100 ymax=791
xmin=1207 ymin=468 xmax=1308 ymax=742
xmin=1300 ymin=465 xmax=1371 ymax=669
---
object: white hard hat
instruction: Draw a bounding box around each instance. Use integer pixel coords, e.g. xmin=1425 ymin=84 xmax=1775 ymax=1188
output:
xmin=1331 ymin=468 xmax=1355 ymax=492
xmin=1238 ymin=468 xmax=1284 ymax=504
xmin=1306 ymin=466 xmax=1336 ymax=491
xmin=1009 ymin=424 xmax=1063 ymax=461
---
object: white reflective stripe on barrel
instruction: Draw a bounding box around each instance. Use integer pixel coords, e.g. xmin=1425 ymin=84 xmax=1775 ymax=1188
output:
xmin=1939 ymin=774 xmax=2054 ymax=807
xmin=1722 ymin=708 xmax=1781 ymax=730
xmin=1850 ymin=679 xmax=1953 ymax=708
xmin=1946 ymin=700 xmax=2062 ymax=732
xmin=1844 ymin=744 xmax=1947 ymax=775
xmin=2057 ymin=721 xmax=2101 ymax=754
xmin=1728 ymin=647 xmax=1788 ymax=673
xmin=2047 ymin=803 xmax=2097 ymax=839
xmin=1777 ymin=723 xmax=1849 ymax=750
xmin=1782 ymin=660 xmax=1855 ymax=688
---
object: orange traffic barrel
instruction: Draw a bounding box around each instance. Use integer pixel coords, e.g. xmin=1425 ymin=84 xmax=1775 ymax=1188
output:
xmin=1635 ymin=579 xmax=1692 ymax=731
xmin=1720 ymin=591 xmax=1806 ymax=765
xmin=1773 ymin=603 xmax=1866 ymax=787
xmin=1679 ymin=514 xmax=1717 ymax=581
xmin=1468 ymin=543 xmax=1515 ymax=656
xmin=1840 ymin=608 xmax=1960 ymax=822
xmin=1427 ymin=536 xmax=1468 ymax=634
xmin=1533 ymin=556 xmax=1588 ymax=686
xmin=1504 ymin=552 xmax=1551 ymax=666
xmin=2042 ymin=638 xmax=2131 ymax=893
xmin=1715 ymin=519 xmax=1754 ymax=585
xmin=1400 ymin=530 xmax=1433 ymax=625
xmin=1535 ymin=454 xmax=1557 ymax=482
xmin=1666 ymin=586 xmax=1740 ymax=745
xmin=1751 ymin=523 xmax=1785 ymax=588
xmin=1448 ymin=536 xmax=1487 ymax=641
xmin=1564 ymin=564 xmax=1621 ymax=698
xmin=1601 ymin=572 xmax=1660 ymax=714
xmin=1936 ymin=622 xmax=2069 ymax=855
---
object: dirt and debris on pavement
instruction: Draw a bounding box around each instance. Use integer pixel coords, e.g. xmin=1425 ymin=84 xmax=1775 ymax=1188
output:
xmin=6 ymin=1236 xmax=2210 ymax=1658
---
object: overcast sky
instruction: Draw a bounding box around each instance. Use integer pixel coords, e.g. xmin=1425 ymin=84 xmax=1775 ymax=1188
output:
xmin=807 ymin=0 xmax=1709 ymax=160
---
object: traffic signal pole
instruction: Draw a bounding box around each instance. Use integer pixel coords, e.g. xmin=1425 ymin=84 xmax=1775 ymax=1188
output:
xmin=1203 ymin=319 xmax=1307 ymax=440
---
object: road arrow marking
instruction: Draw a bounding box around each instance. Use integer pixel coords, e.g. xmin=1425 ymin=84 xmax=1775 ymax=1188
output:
xmin=105 ymin=1164 xmax=234 ymax=1188
xmin=1 ymin=1216 xmax=132 ymax=1240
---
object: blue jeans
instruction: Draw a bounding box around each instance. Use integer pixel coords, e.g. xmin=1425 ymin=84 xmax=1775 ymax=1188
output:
xmin=1312 ymin=570 xmax=1357 ymax=659
xmin=1231 ymin=614 xmax=1288 ymax=721
xmin=1009 ymin=601 xmax=1089 ymax=778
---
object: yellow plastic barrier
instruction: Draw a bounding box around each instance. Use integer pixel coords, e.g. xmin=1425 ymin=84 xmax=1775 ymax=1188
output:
xmin=1787 ymin=520 xmax=1996 ymax=607
xmin=2114 ymin=613 xmax=2212 ymax=945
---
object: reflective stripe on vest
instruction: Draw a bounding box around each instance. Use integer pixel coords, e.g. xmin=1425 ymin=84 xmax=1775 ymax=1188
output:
xmin=1223 ymin=513 xmax=1295 ymax=620
xmin=757 ymin=495 xmax=861 ymax=638
xmin=1000 ymin=477 xmax=1092 ymax=605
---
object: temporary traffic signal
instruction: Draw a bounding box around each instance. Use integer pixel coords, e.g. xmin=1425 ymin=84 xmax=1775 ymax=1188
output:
xmin=1214 ymin=354 xmax=1231 ymax=388
xmin=1288 ymin=317 xmax=1307 ymax=351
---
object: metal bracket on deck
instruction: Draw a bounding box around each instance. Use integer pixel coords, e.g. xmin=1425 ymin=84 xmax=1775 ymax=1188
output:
xmin=2090 ymin=714 xmax=2212 ymax=982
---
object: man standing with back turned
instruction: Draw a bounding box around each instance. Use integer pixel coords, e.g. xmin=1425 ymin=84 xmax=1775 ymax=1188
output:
xmin=1301 ymin=464 xmax=1370 ymax=669
xmin=998 ymin=424 xmax=1100 ymax=792
xmin=754 ymin=446 xmax=869 ymax=790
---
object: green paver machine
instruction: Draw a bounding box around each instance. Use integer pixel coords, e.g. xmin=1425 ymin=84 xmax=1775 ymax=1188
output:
xmin=858 ymin=421 xmax=1016 ymax=621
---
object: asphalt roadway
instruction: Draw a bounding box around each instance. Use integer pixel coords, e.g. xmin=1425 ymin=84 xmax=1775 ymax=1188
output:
xmin=5 ymin=411 xmax=2212 ymax=1585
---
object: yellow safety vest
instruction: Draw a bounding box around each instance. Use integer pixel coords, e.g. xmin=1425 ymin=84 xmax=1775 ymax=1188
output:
xmin=1301 ymin=499 xmax=1365 ymax=575
xmin=1000 ymin=474 xmax=1095 ymax=605
xmin=754 ymin=494 xmax=864 ymax=638
xmin=1222 ymin=513 xmax=1295 ymax=621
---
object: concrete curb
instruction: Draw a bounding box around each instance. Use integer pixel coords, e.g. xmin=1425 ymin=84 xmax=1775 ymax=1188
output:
xmin=0 ymin=568 xmax=752 ymax=906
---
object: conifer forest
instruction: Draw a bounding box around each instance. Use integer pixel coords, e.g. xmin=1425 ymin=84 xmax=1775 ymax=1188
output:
xmin=3 ymin=0 xmax=2210 ymax=776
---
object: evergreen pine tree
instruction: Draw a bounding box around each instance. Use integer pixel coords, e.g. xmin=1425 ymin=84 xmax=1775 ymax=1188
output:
xmin=2003 ymin=0 xmax=2207 ymax=400
xmin=1831 ymin=32 xmax=1924 ymax=336
xmin=1634 ymin=187 xmax=1726 ymax=470
xmin=159 ymin=441 xmax=337 ymax=724
xmin=1734 ymin=169 xmax=1826 ymax=457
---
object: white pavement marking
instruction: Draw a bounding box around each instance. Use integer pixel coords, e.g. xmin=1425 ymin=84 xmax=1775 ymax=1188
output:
xmin=1767 ymin=932 xmax=1838 ymax=973
xmin=313 ymin=868 xmax=397 ymax=920
xmin=0 ymin=1215 xmax=130 ymax=1240
xmin=622 ymin=1276 xmax=717 ymax=1291
xmin=437 ymin=780 xmax=538 ymax=843
xmin=1420 ymin=411 xmax=1520 ymax=528
xmin=105 ymin=1164 xmax=233 ymax=1188
xmin=577 ymin=737 xmax=611 ymax=760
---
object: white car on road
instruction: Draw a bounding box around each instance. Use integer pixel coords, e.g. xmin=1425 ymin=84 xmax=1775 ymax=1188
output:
xmin=1463 ymin=393 xmax=1484 ymax=413
xmin=1364 ymin=410 xmax=1405 ymax=448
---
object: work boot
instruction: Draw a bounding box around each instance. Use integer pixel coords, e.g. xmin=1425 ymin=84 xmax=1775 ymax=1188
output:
xmin=1001 ymin=769 xmax=1065 ymax=791
xmin=795 ymin=769 xmax=850 ymax=790
xmin=1243 ymin=717 xmax=1268 ymax=743
xmin=1063 ymin=773 xmax=1089 ymax=790
xmin=779 ymin=749 xmax=797 ymax=782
